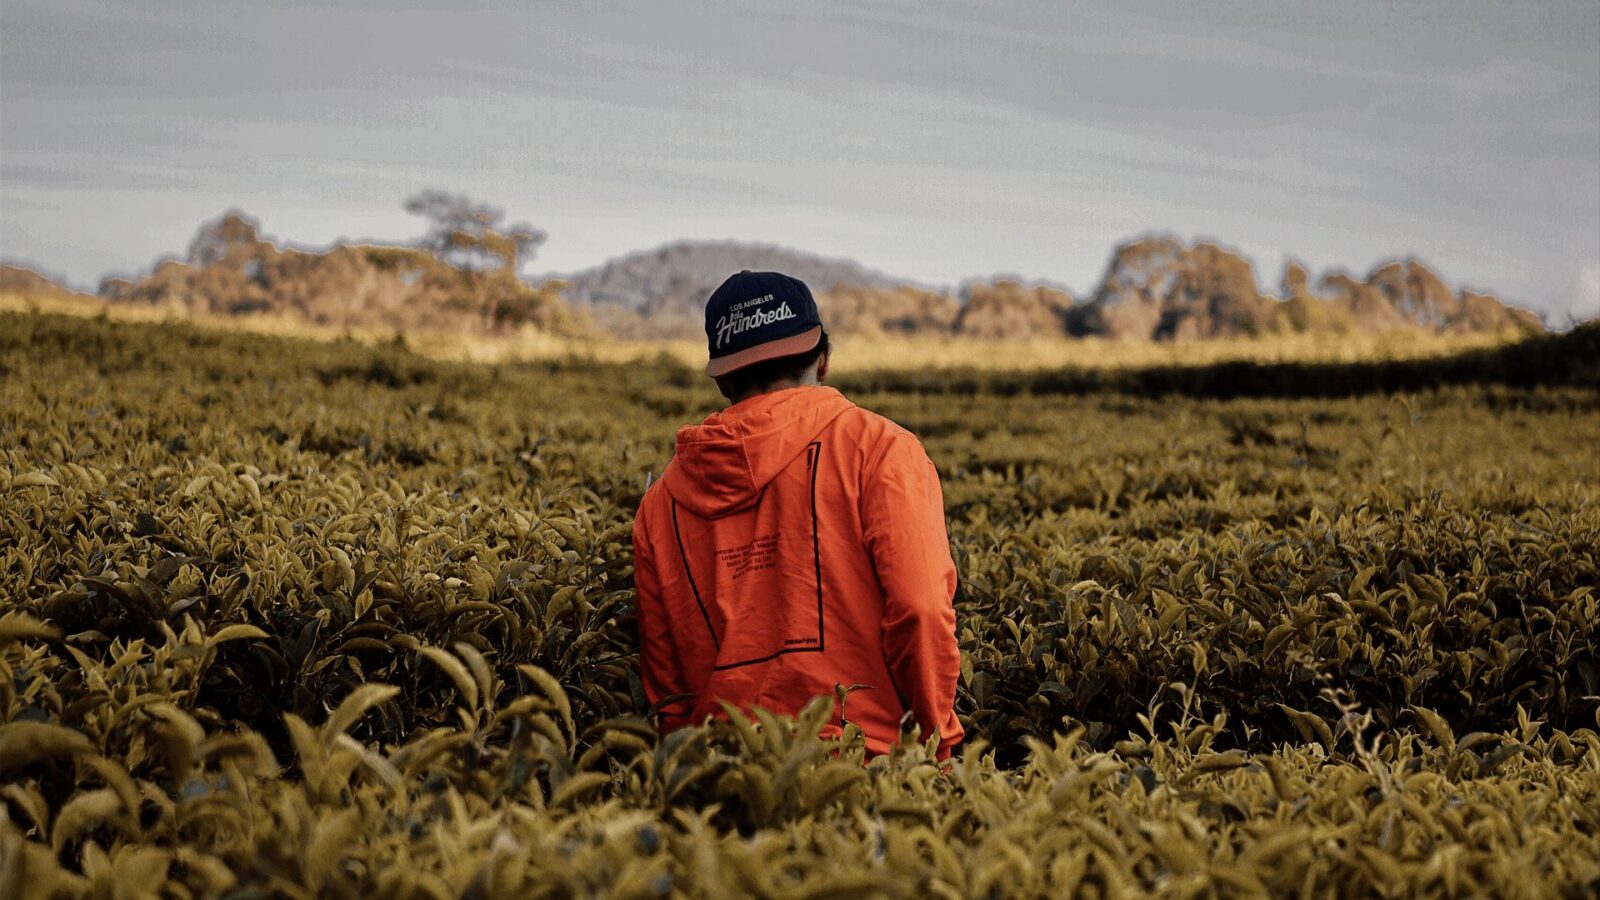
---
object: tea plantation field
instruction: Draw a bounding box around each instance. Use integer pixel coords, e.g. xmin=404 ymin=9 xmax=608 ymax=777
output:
xmin=2 ymin=311 xmax=1598 ymax=897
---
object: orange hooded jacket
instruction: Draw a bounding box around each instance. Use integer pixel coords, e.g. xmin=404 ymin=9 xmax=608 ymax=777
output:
xmin=632 ymin=385 xmax=964 ymax=758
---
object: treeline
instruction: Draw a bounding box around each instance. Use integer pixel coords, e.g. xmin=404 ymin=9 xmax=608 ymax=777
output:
xmin=559 ymin=235 xmax=1550 ymax=341
xmin=90 ymin=200 xmax=587 ymax=337
xmin=3 ymin=194 xmax=1559 ymax=343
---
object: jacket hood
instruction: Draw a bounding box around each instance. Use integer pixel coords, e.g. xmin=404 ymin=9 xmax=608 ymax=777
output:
xmin=661 ymin=385 xmax=855 ymax=518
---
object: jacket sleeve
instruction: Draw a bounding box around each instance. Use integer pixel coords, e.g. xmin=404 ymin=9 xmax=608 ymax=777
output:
xmin=860 ymin=431 xmax=965 ymax=759
xmin=633 ymin=501 xmax=693 ymax=734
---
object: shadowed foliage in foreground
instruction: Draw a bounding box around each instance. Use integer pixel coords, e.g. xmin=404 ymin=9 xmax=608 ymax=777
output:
xmin=836 ymin=320 xmax=1599 ymax=398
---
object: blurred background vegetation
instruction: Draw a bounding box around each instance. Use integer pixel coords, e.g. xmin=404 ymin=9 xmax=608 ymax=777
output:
xmin=0 ymin=191 xmax=1559 ymax=361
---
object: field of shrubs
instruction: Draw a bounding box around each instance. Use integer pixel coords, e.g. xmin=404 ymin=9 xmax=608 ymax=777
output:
xmin=2 ymin=310 xmax=1598 ymax=897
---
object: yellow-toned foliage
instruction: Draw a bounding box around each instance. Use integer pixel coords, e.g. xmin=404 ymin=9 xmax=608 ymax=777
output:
xmin=1 ymin=311 xmax=1597 ymax=897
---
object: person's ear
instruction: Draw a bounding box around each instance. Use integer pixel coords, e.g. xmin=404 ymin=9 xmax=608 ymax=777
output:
xmin=816 ymin=348 xmax=831 ymax=382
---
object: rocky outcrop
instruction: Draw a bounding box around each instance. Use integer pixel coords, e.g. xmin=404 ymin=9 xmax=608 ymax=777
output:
xmin=1159 ymin=243 xmax=1284 ymax=339
xmin=952 ymin=280 xmax=1076 ymax=339
xmin=1074 ymin=238 xmax=1178 ymax=339
xmin=1076 ymin=238 xmax=1282 ymax=339
xmin=820 ymin=285 xmax=960 ymax=336
xmin=0 ymin=264 xmax=93 ymax=298
xmin=1067 ymin=237 xmax=1544 ymax=340
xmin=1365 ymin=260 xmax=1458 ymax=328
xmin=1315 ymin=258 xmax=1541 ymax=335
xmin=1312 ymin=272 xmax=1407 ymax=333
xmin=1279 ymin=259 xmax=1356 ymax=333
xmin=1281 ymin=260 xmax=1312 ymax=299
xmin=1454 ymin=290 xmax=1544 ymax=333
xmin=99 ymin=210 xmax=587 ymax=336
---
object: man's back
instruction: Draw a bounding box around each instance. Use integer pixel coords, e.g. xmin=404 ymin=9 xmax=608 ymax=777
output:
xmin=632 ymin=384 xmax=964 ymax=758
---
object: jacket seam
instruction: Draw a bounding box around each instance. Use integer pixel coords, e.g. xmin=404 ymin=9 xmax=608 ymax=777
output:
xmin=670 ymin=498 xmax=720 ymax=650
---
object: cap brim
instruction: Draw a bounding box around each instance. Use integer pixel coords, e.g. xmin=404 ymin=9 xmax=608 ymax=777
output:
xmin=705 ymin=326 xmax=823 ymax=377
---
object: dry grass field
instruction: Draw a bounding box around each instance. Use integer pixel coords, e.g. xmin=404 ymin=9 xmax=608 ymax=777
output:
xmin=0 ymin=290 xmax=1527 ymax=373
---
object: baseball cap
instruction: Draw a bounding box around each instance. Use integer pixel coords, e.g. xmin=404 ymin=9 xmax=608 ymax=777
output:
xmin=703 ymin=270 xmax=825 ymax=377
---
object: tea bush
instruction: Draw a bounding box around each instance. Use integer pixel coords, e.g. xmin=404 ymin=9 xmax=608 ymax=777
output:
xmin=2 ymin=312 xmax=1597 ymax=897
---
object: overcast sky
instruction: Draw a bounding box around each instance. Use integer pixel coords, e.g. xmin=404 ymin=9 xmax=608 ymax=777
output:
xmin=3 ymin=0 xmax=1597 ymax=321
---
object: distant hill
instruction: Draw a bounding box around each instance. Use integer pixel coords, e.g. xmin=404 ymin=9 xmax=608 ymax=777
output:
xmin=0 ymin=263 xmax=94 ymax=299
xmin=540 ymin=240 xmax=912 ymax=338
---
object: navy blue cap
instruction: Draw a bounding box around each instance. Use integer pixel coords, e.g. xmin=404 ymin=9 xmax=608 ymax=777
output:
xmin=703 ymin=270 xmax=824 ymax=377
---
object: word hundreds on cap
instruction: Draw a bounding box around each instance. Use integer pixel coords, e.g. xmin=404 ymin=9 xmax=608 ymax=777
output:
xmin=714 ymin=296 xmax=796 ymax=350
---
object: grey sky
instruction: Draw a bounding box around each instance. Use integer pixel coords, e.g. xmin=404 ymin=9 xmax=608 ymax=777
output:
xmin=3 ymin=0 xmax=1597 ymax=321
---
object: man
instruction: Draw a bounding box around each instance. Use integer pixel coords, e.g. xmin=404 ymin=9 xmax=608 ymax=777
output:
xmin=631 ymin=270 xmax=964 ymax=759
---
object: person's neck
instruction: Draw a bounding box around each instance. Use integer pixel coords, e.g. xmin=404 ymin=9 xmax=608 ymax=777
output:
xmin=728 ymin=378 xmax=815 ymax=406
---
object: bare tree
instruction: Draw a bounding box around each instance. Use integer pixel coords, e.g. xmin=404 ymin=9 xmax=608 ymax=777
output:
xmin=404 ymin=191 xmax=549 ymax=331
xmin=404 ymin=190 xmax=546 ymax=274
xmin=186 ymin=209 xmax=263 ymax=267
